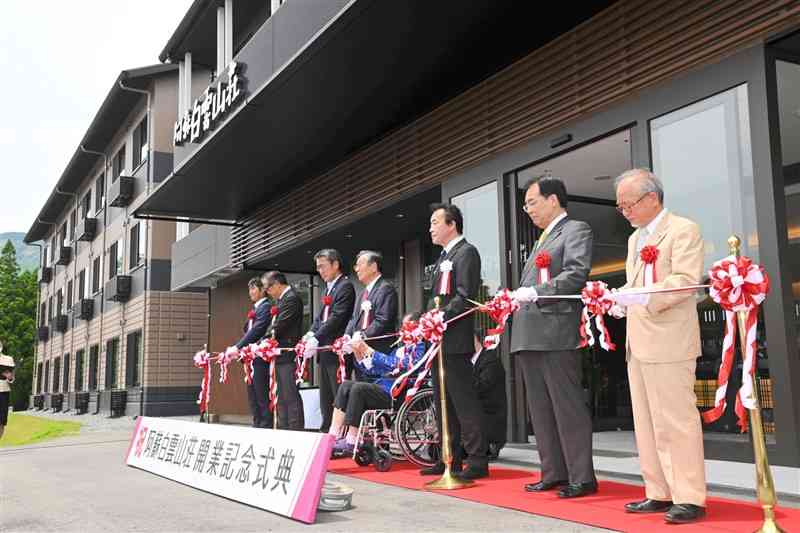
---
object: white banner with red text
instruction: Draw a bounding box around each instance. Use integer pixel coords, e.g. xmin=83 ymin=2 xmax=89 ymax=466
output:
xmin=125 ymin=417 xmax=333 ymax=524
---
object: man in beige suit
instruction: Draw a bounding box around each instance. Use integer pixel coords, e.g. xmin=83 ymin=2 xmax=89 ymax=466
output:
xmin=610 ymin=168 xmax=707 ymax=524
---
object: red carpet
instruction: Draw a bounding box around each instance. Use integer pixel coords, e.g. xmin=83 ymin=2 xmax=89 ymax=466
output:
xmin=328 ymin=460 xmax=800 ymax=532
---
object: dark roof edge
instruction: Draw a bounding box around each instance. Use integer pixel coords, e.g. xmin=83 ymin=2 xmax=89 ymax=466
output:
xmin=24 ymin=64 xmax=178 ymax=244
xmin=158 ymin=0 xmax=213 ymax=63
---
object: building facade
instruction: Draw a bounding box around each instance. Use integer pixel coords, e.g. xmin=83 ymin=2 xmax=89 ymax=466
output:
xmin=134 ymin=0 xmax=800 ymax=465
xmin=26 ymin=65 xmax=209 ymax=417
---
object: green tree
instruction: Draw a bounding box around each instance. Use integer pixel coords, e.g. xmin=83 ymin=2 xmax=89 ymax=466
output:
xmin=0 ymin=241 xmax=36 ymax=410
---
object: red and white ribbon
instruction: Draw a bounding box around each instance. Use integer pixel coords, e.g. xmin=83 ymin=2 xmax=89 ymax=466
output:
xmin=702 ymin=255 xmax=770 ymax=431
xmin=391 ymin=343 xmax=440 ymax=402
xmin=360 ymin=300 xmax=372 ymax=329
xmin=239 ymin=345 xmax=256 ymax=385
xmin=438 ymin=260 xmax=453 ymax=296
xmin=419 ymin=309 xmax=447 ymax=344
xmin=480 ymin=289 xmax=520 ymax=349
xmin=255 ymin=338 xmax=281 ymax=413
xmin=331 ymin=335 xmax=350 ymax=384
xmin=293 ymin=340 xmax=308 ymax=385
xmin=640 ymin=245 xmax=659 ymax=287
xmin=321 ymin=295 xmax=333 ymax=322
xmin=219 ymin=346 xmax=240 ymax=384
xmin=535 ymin=251 xmax=551 ymax=284
xmin=246 ymin=309 xmax=256 ymax=331
xmin=394 ymin=320 xmax=422 ymax=375
xmin=193 ymin=348 xmax=212 ymax=413
xmin=579 ymin=281 xmax=616 ymax=351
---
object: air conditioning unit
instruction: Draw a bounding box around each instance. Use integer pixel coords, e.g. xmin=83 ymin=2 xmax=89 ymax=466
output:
xmin=37 ymin=325 xmax=50 ymax=341
xmin=105 ymin=275 xmax=132 ymax=302
xmin=75 ymin=217 xmax=97 ymax=241
xmin=108 ymin=176 xmax=134 ymax=207
xmin=75 ymin=298 xmax=94 ymax=320
xmin=55 ymin=246 xmax=72 ymax=266
xmin=54 ymin=314 xmax=68 ymax=333
xmin=39 ymin=267 xmax=52 ymax=284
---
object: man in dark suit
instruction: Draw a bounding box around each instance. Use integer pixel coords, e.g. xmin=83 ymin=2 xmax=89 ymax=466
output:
xmin=345 ymin=250 xmax=398 ymax=366
xmin=263 ymin=271 xmax=305 ymax=430
xmin=470 ymin=335 xmax=507 ymax=460
xmin=420 ymin=203 xmax=488 ymax=480
xmin=234 ymin=277 xmax=273 ymax=428
xmin=510 ymin=176 xmax=597 ymax=498
xmin=305 ymin=249 xmax=355 ymax=433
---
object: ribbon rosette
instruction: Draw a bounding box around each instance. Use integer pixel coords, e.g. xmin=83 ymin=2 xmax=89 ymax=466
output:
xmin=193 ymin=348 xmax=212 ymax=413
xmin=640 ymin=245 xmax=659 ymax=286
xmin=702 ymin=255 xmax=770 ymax=431
xmin=247 ymin=309 xmax=256 ymax=321
xmin=481 ymin=289 xmax=520 ymax=349
xmin=331 ymin=335 xmax=350 ymax=383
xmin=360 ymin=300 xmax=372 ymax=329
xmin=534 ymin=251 xmax=552 ymax=283
xmin=578 ymin=281 xmax=616 ymax=351
xmin=419 ymin=309 xmax=447 ymax=344
xmin=321 ymin=295 xmax=333 ymax=322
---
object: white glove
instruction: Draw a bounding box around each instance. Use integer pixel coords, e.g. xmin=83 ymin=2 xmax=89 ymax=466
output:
xmin=304 ymin=336 xmax=318 ymax=360
xmin=302 ymin=331 xmax=315 ymax=342
xmin=610 ymin=290 xmax=650 ymax=307
xmin=342 ymin=333 xmax=358 ymax=355
xmin=608 ymin=304 xmax=626 ymax=319
xmin=514 ymin=286 xmax=539 ymax=303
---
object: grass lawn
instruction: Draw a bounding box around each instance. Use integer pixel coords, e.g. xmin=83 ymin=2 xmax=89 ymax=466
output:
xmin=0 ymin=413 xmax=81 ymax=447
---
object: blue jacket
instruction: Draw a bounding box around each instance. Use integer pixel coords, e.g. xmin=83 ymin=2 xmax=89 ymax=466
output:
xmin=354 ymin=342 xmax=427 ymax=395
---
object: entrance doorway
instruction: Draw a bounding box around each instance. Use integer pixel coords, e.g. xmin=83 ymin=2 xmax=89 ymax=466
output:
xmin=510 ymin=129 xmax=635 ymax=432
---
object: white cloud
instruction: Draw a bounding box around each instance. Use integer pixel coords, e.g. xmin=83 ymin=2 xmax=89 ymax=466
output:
xmin=0 ymin=0 xmax=194 ymax=236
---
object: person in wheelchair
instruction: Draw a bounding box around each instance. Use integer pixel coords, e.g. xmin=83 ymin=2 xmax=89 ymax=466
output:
xmin=471 ymin=334 xmax=507 ymax=461
xmin=330 ymin=312 xmax=426 ymax=457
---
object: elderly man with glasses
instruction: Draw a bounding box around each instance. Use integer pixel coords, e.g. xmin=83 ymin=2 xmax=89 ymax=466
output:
xmin=610 ymin=168 xmax=707 ymax=524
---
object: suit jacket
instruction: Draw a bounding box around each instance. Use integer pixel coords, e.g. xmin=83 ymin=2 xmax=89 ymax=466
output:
xmin=236 ymin=300 xmax=272 ymax=349
xmin=266 ymin=288 xmax=304 ymax=364
xmin=345 ymin=276 xmax=399 ymax=355
xmin=428 ymin=238 xmax=481 ymax=355
xmin=311 ymin=276 xmax=355 ymax=366
xmin=623 ymin=211 xmax=703 ymax=363
xmin=510 ymin=217 xmax=593 ymax=352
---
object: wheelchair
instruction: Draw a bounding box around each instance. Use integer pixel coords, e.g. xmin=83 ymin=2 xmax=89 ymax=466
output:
xmin=352 ymin=386 xmax=440 ymax=472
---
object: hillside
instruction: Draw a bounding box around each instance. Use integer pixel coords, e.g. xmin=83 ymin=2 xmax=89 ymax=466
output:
xmin=0 ymin=232 xmax=40 ymax=271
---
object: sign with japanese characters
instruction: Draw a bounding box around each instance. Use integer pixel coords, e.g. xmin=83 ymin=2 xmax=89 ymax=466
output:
xmin=173 ymin=61 xmax=245 ymax=146
xmin=126 ymin=417 xmax=333 ymax=524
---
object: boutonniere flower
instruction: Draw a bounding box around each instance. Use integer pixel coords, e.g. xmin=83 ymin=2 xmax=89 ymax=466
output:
xmin=247 ymin=310 xmax=256 ymax=320
xmin=640 ymin=245 xmax=659 ymax=286
xmin=361 ymin=300 xmax=372 ymax=312
xmin=438 ymin=260 xmax=453 ymax=295
xmin=439 ymin=259 xmax=453 ymax=273
xmin=270 ymin=306 xmax=278 ymax=317
xmin=535 ymin=251 xmax=552 ymax=283
xmin=322 ymin=295 xmax=333 ymax=306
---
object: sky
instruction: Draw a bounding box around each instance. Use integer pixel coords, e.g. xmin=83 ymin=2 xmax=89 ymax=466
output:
xmin=0 ymin=0 xmax=194 ymax=236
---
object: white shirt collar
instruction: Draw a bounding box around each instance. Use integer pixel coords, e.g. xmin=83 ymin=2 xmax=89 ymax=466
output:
xmin=326 ymin=274 xmax=342 ymax=293
xmin=443 ymin=234 xmax=465 ymax=255
xmin=254 ymin=297 xmax=268 ymax=309
xmin=279 ymin=286 xmax=291 ymax=300
xmin=542 ymin=211 xmax=567 ymax=236
xmin=365 ymin=275 xmax=381 ymax=293
xmin=644 ymin=208 xmax=668 ymax=235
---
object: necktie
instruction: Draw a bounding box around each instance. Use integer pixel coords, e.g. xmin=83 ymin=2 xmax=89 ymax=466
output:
xmin=534 ymin=230 xmax=549 ymax=252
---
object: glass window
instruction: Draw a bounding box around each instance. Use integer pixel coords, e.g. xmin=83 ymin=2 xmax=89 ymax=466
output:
xmin=105 ymin=338 xmax=119 ymax=389
xmin=89 ymin=345 xmax=99 ymax=391
xmin=129 ymin=223 xmax=144 ymax=269
xmin=112 ymin=145 xmax=126 ymax=182
xmin=126 ymin=330 xmax=142 ymax=387
xmin=63 ymin=353 xmax=70 ymax=393
xmin=44 ymin=360 xmax=50 ymax=392
xmin=92 ymin=256 xmax=101 ymax=293
xmin=82 ymin=191 xmax=92 ymax=219
xmin=133 ymin=117 xmax=148 ymax=169
xmin=53 ymin=357 xmax=61 ymax=392
xmin=96 ymin=173 xmax=105 ymax=213
xmin=78 ymin=269 xmax=86 ymax=300
xmin=69 ymin=210 xmax=76 ymax=241
xmin=650 ymin=84 xmax=761 ymax=433
xmin=75 ymin=349 xmax=84 ymax=392
xmin=66 ymin=280 xmax=73 ymax=310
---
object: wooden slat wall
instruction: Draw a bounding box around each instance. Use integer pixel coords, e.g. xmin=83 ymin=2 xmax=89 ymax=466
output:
xmin=231 ymin=0 xmax=800 ymax=267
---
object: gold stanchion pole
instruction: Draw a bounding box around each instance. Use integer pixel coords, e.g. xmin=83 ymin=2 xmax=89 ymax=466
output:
xmin=728 ymin=235 xmax=784 ymax=533
xmin=426 ymin=296 xmax=473 ymax=490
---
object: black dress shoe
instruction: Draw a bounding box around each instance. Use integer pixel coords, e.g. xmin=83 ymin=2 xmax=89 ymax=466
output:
xmin=419 ymin=462 xmax=462 ymax=476
xmin=524 ymin=479 xmax=568 ymax=492
xmin=625 ymin=499 xmax=673 ymax=513
xmin=456 ymin=465 xmax=489 ymax=480
xmin=665 ymin=504 xmax=706 ymax=524
xmin=558 ymin=481 xmax=598 ymax=498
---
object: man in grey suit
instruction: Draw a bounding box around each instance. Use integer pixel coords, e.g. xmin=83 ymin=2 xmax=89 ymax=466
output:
xmin=510 ymin=176 xmax=597 ymax=498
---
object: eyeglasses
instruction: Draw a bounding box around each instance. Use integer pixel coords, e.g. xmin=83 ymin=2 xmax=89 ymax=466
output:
xmin=522 ymin=201 xmax=537 ymax=213
xmin=616 ymin=192 xmax=652 ymax=213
